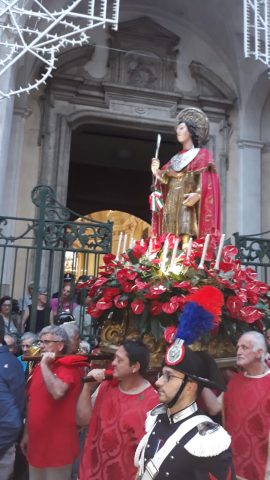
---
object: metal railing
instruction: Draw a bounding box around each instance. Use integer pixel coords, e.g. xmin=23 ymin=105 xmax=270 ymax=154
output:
xmin=0 ymin=185 xmax=113 ymax=336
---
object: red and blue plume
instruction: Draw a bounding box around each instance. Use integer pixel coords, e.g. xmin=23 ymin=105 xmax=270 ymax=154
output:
xmin=176 ymin=286 xmax=224 ymax=345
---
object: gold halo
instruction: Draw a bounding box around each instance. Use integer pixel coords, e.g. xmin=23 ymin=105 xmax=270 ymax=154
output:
xmin=176 ymin=107 xmax=209 ymax=145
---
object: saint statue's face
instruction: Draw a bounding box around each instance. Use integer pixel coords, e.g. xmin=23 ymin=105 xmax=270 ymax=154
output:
xmin=176 ymin=122 xmax=191 ymax=145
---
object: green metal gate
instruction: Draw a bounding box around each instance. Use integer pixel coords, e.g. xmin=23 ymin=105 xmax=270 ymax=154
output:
xmin=0 ymin=185 xmax=113 ymax=337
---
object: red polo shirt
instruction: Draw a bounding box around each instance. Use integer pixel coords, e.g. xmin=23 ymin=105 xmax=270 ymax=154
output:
xmin=27 ymin=356 xmax=86 ymax=468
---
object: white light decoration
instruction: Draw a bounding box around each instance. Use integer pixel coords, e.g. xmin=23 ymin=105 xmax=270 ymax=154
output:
xmin=0 ymin=0 xmax=120 ymax=98
xmin=244 ymin=0 xmax=270 ymax=68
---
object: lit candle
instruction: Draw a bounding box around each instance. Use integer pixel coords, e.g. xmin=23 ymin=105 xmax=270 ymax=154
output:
xmin=116 ymin=232 xmax=123 ymax=260
xmin=170 ymin=238 xmax=179 ymax=270
xmin=198 ymin=234 xmax=210 ymax=269
xmin=122 ymin=233 xmax=128 ymax=253
xmin=214 ymin=233 xmax=226 ymax=270
xmin=187 ymin=237 xmax=193 ymax=258
xmin=161 ymin=237 xmax=169 ymax=271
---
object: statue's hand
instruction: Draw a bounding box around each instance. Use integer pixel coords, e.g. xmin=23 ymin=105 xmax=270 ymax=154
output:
xmin=151 ymin=158 xmax=160 ymax=176
xmin=183 ymin=192 xmax=201 ymax=207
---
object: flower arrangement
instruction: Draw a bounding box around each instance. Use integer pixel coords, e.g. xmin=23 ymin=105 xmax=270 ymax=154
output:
xmin=79 ymin=234 xmax=270 ymax=355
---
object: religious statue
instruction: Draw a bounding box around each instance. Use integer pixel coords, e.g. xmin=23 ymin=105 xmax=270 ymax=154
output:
xmin=151 ymin=107 xmax=221 ymax=244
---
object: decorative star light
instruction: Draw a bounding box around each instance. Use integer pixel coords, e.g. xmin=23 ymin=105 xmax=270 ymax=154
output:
xmin=0 ymin=0 xmax=120 ymax=98
xmin=243 ymin=0 xmax=270 ymax=69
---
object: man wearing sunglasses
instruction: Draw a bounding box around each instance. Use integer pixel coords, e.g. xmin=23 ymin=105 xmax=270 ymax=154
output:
xmin=135 ymin=339 xmax=235 ymax=480
xmin=20 ymin=325 xmax=88 ymax=480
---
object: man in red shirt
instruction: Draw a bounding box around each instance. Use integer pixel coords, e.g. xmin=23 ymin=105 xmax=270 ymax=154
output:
xmin=77 ymin=339 xmax=159 ymax=480
xmin=21 ymin=325 xmax=87 ymax=480
xmin=224 ymin=331 xmax=270 ymax=480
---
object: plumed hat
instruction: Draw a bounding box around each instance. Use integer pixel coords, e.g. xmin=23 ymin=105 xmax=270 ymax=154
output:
xmin=164 ymin=286 xmax=226 ymax=391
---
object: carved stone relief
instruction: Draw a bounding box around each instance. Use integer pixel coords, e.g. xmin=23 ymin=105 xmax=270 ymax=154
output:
xmin=107 ymin=17 xmax=179 ymax=92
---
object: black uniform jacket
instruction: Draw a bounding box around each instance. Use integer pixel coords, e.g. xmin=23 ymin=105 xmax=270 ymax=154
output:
xmin=143 ymin=403 xmax=236 ymax=480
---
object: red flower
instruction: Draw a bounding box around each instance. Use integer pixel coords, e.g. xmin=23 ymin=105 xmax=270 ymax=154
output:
xmin=247 ymin=291 xmax=259 ymax=305
xmin=160 ymin=233 xmax=176 ymax=249
xmin=219 ymin=261 xmax=235 ymax=272
xmin=162 ymin=297 xmax=180 ymax=314
xmin=237 ymin=288 xmax=247 ymax=303
xmin=257 ymin=281 xmax=270 ymax=295
xmin=246 ymin=282 xmax=260 ymax=293
xmin=222 ymin=245 xmax=238 ymax=262
xmin=173 ymin=281 xmax=191 ymax=290
xmin=93 ymin=277 xmax=108 ymax=288
xmin=226 ymin=296 xmax=243 ymax=319
xmin=103 ymin=253 xmax=116 ymax=265
xmin=96 ymin=297 xmax=113 ymax=311
xmin=114 ymin=295 xmax=128 ymax=309
xmin=240 ymin=306 xmax=264 ymax=323
xmin=149 ymin=301 xmax=163 ymax=316
xmin=87 ymin=304 xmax=103 ymax=318
xmin=133 ymin=279 xmax=149 ymax=292
xmin=121 ymin=281 xmax=133 ymax=293
xmin=245 ymin=266 xmax=257 ymax=281
xmin=103 ymin=287 xmax=119 ymax=300
xmin=132 ymin=242 xmax=148 ymax=259
xmin=149 ymin=285 xmax=167 ymax=297
xmin=116 ymin=268 xmax=137 ymax=282
xmin=164 ymin=326 xmax=177 ymax=344
xmin=131 ymin=299 xmax=145 ymax=315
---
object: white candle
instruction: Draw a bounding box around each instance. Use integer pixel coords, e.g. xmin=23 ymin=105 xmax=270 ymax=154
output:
xmin=148 ymin=238 xmax=153 ymax=259
xmin=187 ymin=237 xmax=193 ymax=258
xmin=198 ymin=234 xmax=210 ymax=269
xmin=122 ymin=233 xmax=128 ymax=253
xmin=214 ymin=233 xmax=226 ymax=270
xmin=116 ymin=232 xmax=123 ymax=260
xmin=170 ymin=238 xmax=179 ymax=270
xmin=161 ymin=238 xmax=169 ymax=271
xmin=129 ymin=237 xmax=134 ymax=249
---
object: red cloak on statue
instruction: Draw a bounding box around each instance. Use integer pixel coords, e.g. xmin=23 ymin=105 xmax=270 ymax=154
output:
xmin=151 ymin=148 xmax=221 ymax=238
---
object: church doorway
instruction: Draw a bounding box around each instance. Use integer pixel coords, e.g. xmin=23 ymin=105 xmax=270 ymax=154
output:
xmin=67 ymin=123 xmax=177 ymax=223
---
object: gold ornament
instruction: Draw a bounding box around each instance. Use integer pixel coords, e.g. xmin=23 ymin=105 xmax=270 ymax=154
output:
xmin=100 ymin=322 xmax=125 ymax=346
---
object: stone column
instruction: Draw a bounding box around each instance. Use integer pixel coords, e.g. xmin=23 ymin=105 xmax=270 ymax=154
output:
xmin=39 ymin=98 xmax=72 ymax=205
xmin=4 ymin=105 xmax=31 ymax=215
xmin=238 ymin=140 xmax=264 ymax=234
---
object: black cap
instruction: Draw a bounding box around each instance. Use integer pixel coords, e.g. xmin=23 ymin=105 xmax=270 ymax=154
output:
xmin=63 ymin=273 xmax=74 ymax=282
xmin=165 ymin=339 xmax=226 ymax=392
xmin=56 ymin=312 xmax=75 ymax=325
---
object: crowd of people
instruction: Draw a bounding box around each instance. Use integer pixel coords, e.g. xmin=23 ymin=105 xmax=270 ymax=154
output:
xmin=0 ymin=274 xmax=94 ymax=341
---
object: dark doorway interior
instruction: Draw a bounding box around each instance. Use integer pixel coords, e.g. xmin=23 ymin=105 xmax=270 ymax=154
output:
xmin=67 ymin=124 xmax=177 ymax=223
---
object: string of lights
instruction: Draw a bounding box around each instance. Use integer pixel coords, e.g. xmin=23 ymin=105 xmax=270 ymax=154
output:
xmin=0 ymin=0 xmax=120 ymax=98
xmin=244 ymin=0 xmax=270 ymax=69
